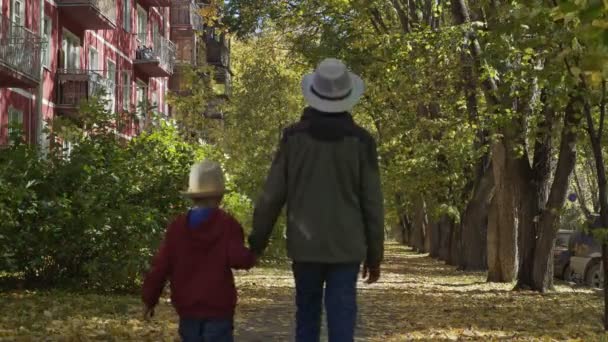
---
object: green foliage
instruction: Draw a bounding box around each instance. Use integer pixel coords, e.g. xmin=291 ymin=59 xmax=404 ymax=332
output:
xmin=0 ymin=100 xmax=217 ymax=291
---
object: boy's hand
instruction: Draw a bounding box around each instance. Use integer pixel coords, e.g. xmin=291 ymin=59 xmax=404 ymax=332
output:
xmin=143 ymin=306 xmax=155 ymax=321
xmin=362 ymin=264 xmax=381 ymax=284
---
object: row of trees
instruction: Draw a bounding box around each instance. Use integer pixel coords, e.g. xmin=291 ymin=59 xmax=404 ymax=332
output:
xmin=206 ymin=0 xmax=608 ymax=295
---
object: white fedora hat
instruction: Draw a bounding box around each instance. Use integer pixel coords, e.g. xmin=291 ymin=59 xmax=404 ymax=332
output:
xmin=301 ymin=58 xmax=365 ymax=113
xmin=181 ymin=160 xmax=226 ymax=198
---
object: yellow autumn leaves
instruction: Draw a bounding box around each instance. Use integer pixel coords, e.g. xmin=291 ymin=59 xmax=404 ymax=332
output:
xmin=1 ymin=243 xmax=606 ymax=341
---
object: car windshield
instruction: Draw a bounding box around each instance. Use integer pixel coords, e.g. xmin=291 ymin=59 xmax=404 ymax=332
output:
xmin=556 ymin=233 xmax=571 ymax=247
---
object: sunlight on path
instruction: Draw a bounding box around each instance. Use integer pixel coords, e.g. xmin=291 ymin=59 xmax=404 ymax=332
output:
xmin=234 ymin=242 xmax=606 ymax=341
xmin=0 ymin=242 xmax=606 ymax=341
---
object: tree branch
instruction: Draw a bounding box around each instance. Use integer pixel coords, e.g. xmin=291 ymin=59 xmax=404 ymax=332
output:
xmin=584 ymin=101 xmax=597 ymax=142
xmin=390 ymin=0 xmax=411 ymax=33
xmin=574 ymin=167 xmax=593 ymax=219
xmin=600 ymin=79 xmax=605 ymax=139
xmin=370 ymin=7 xmax=390 ymax=33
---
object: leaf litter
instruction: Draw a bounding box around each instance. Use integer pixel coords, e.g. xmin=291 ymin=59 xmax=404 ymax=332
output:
xmin=0 ymin=243 xmax=607 ymax=341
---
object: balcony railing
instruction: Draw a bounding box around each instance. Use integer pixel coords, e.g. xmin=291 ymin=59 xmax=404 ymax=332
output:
xmin=56 ymin=69 xmax=114 ymax=110
xmin=137 ymin=0 xmax=170 ymax=7
xmin=134 ymin=35 xmax=176 ymax=77
xmin=170 ymin=1 xmax=202 ymax=31
xmin=204 ymin=32 xmax=229 ymax=68
xmin=56 ymin=0 xmax=116 ymax=31
xmin=0 ymin=14 xmax=43 ymax=88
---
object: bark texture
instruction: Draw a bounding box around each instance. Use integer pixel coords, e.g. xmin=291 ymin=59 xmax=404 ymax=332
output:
xmin=487 ymin=141 xmax=519 ymax=282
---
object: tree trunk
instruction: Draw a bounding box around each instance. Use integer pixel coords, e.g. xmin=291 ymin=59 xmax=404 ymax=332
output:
xmin=448 ymin=219 xmax=460 ymax=266
xmin=424 ymin=213 xmax=432 ymax=254
xmin=517 ymin=90 xmax=556 ymax=289
xmin=516 ymin=182 xmax=538 ymax=288
xmin=583 ymin=81 xmax=608 ymax=328
xmin=531 ymin=96 xmax=583 ymax=291
xmin=487 ymin=140 xmax=519 ymax=282
xmin=438 ymin=215 xmax=452 ymax=262
xmin=459 ymin=163 xmax=493 ymax=270
xmin=429 ymin=221 xmax=442 ymax=258
xmin=603 ymin=243 xmax=608 ymax=330
xmin=399 ymin=212 xmax=412 ymax=245
xmin=573 ymin=167 xmax=593 ymax=219
xmin=412 ymin=197 xmax=428 ymax=252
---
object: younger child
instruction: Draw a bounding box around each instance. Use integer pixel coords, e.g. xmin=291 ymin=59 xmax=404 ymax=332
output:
xmin=142 ymin=160 xmax=256 ymax=342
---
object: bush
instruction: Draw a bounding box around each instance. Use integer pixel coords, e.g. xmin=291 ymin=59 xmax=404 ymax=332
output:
xmin=1 ymin=96 xmax=291 ymax=291
xmin=0 ymin=122 xmax=209 ymax=291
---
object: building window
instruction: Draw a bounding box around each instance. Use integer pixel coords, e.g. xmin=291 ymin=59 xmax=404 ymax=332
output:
xmin=122 ymin=71 xmax=131 ymax=110
xmin=61 ymin=29 xmax=80 ymax=70
xmin=8 ymin=107 xmax=23 ymax=144
xmin=88 ymin=47 xmax=98 ymax=70
xmin=62 ymin=140 xmax=73 ymax=158
xmin=123 ymin=0 xmax=131 ymax=32
xmin=11 ymin=0 xmax=24 ymax=26
xmin=137 ymin=6 xmax=147 ymax=43
xmin=42 ymin=15 xmax=52 ymax=68
xmin=136 ymin=80 xmax=147 ymax=132
xmin=151 ymin=92 xmax=158 ymax=110
xmin=153 ymin=23 xmax=160 ymax=46
xmin=106 ymin=60 xmax=116 ymax=113
xmin=175 ymin=37 xmax=193 ymax=64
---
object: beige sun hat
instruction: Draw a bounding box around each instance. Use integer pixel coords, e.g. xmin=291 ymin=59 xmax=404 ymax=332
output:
xmin=181 ymin=160 xmax=226 ymax=198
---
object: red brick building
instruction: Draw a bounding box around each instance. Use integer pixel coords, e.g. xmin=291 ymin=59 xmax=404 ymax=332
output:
xmin=0 ymin=0 xmax=229 ymax=146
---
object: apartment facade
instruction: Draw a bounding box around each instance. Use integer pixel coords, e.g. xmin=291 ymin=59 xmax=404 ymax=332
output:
xmin=0 ymin=0 xmax=178 ymax=145
xmin=169 ymin=0 xmax=230 ymax=119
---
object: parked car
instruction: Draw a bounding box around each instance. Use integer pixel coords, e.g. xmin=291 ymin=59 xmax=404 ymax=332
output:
xmin=562 ymin=215 xmax=604 ymax=288
xmin=554 ymin=230 xmax=573 ymax=279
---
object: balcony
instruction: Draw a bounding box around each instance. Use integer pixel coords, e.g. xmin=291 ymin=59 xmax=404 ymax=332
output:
xmin=0 ymin=14 xmax=43 ymax=88
xmin=170 ymin=1 xmax=202 ymax=33
xmin=56 ymin=0 xmax=116 ymax=31
xmin=134 ymin=35 xmax=176 ymax=77
xmin=56 ymin=69 xmax=113 ymax=114
xmin=204 ymin=32 xmax=229 ymax=68
xmin=137 ymin=0 xmax=170 ymax=7
xmin=213 ymin=66 xmax=230 ymax=85
xmin=203 ymin=97 xmax=225 ymax=120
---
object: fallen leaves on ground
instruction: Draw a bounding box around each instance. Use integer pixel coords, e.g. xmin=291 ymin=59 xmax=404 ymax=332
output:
xmin=1 ymin=243 xmax=608 ymax=341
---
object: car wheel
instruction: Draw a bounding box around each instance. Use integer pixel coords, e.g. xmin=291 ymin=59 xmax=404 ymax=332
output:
xmin=563 ymin=265 xmax=574 ymax=282
xmin=585 ymin=262 xmax=604 ymax=289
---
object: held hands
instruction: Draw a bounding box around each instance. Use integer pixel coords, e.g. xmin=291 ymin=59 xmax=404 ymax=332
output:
xmin=362 ymin=264 xmax=381 ymax=284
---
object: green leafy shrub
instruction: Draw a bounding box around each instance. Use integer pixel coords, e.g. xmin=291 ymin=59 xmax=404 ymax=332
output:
xmin=0 ymin=122 xmax=205 ymax=291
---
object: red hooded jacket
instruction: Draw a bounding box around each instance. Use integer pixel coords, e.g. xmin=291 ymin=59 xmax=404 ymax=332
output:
xmin=142 ymin=208 xmax=256 ymax=319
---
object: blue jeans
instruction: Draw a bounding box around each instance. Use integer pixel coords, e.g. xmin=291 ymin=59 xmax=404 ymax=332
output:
xmin=292 ymin=262 xmax=360 ymax=342
xmin=178 ymin=319 xmax=233 ymax=342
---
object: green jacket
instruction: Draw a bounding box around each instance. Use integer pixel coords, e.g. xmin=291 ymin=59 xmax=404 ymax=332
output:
xmin=248 ymin=107 xmax=384 ymax=266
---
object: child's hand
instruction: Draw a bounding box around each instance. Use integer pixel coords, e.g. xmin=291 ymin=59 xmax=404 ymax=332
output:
xmin=143 ymin=306 xmax=155 ymax=321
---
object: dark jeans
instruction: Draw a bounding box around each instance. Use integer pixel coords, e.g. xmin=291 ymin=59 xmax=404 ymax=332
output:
xmin=292 ymin=262 xmax=360 ymax=342
xmin=178 ymin=318 xmax=234 ymax=342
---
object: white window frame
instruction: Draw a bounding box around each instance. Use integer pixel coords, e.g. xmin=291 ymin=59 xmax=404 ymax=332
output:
xmin=151 ymin=91 xmax=158 ymax=109
xmin=10 ymin=0 xmax=24 ymax=26
xmin=88 ymin=47 xmax=98 ymax=70
xmin=123 ymin=0 xmax=131 ymax=33
xmin=152 ymin=22 xmax=160 ymax=46
xmin=62 ymin=29 xmax=80 ymax=70
xmin=136 ymin=80 xmax=147 ymax=132
xmin=106 ymin=59 xmax=117 ymax=113
xmin=42 ymin=15 xmax=52 ymax=68
xmin=62 ymin=139 xmax=73 ymax=158
xmin=7 ymin=106 xmax=24 ymax=144
xmin=137 ymin=6 xmax=147 ymax=43
xmin=122 ymin=71 xmax=131 ymax=110
xmin=136 ymin=79 xmax=147 ymax=118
